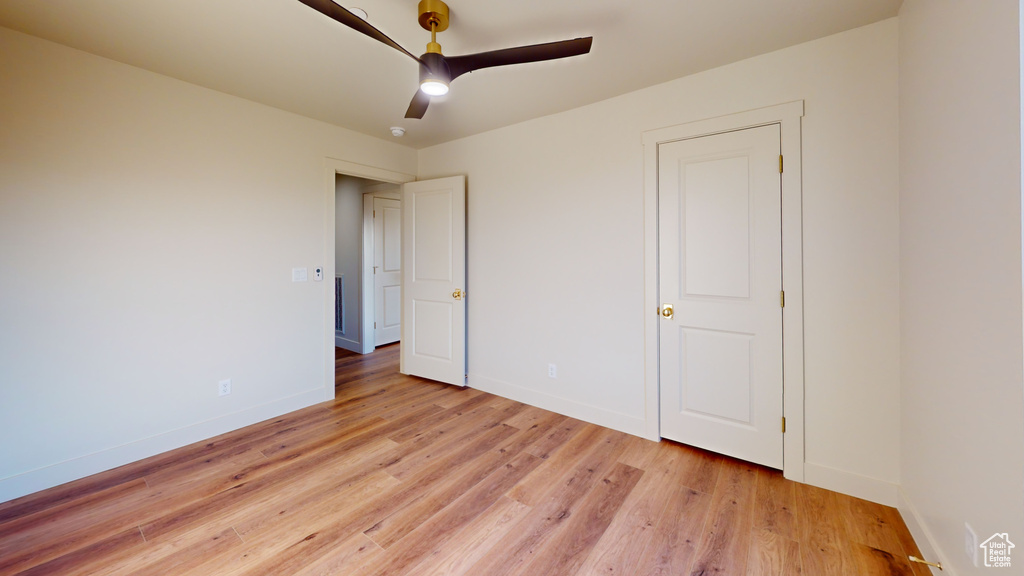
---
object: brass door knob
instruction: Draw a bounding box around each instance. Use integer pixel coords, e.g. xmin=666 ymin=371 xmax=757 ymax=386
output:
xmin=452 ymin=289 xmax=465 ymax=300
xmin=660 ymin=304 xmax=674 ymax=319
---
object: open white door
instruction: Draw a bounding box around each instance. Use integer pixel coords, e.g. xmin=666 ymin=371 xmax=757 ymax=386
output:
xmin=401 ymin=176 xmax=466 ymax=386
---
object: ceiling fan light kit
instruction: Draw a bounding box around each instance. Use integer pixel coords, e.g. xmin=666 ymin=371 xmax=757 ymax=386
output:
xmin=420 ymin=79 xmax=450 ymax=96
xmin=418 ymin=53 xmax=451 ymax=96
xmin=298 ymin=0 xmax=593 ymax=119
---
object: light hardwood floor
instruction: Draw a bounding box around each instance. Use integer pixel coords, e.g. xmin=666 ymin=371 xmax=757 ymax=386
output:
xmin=0 ymin=344 xmax=929 ymax=575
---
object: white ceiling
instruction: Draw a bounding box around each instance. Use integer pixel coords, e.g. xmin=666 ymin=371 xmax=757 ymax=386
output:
xmin=0 ymin=0 xmax=902 ymax=149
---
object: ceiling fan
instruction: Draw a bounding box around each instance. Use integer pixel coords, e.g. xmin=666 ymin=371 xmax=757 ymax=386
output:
xmin=297 ymin=0 xmax=593 ymax=119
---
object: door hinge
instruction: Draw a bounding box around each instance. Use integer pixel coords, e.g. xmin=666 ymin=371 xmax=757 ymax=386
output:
xmin=374 ymin=322 xmax=377 ymax=329
xmin=780 ymin=290 xmax=785 ymax=308
xmin=782 ymin=417 xmax=787 ymax=433
xmin=779 ymin=155 xmax=784 ymax=174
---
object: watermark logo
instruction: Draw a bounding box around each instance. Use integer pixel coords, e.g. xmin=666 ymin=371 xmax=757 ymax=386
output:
xmin=981 ymin=533 xmax=1014 ymax=568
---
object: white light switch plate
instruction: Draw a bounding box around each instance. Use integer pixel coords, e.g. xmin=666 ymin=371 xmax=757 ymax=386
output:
xmin=292 ymin=267 xmax=308 ymax=282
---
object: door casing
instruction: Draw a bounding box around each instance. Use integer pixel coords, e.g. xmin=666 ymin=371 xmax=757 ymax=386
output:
xmin=642 ymin=101 xmax=806 ymax=481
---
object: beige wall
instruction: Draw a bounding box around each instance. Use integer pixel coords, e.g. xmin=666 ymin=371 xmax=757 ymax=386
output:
xmin=0 ymin=27 xmax=416 ymax=501
xmin=898 ymin=1 xmax=1024 ymax=573
xmin=419 ymin=19 xmax=902 ymax=503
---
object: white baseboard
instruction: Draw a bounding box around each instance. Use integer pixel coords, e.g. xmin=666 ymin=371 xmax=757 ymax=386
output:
xmin=897 ymin=487 xmax=956 ymax=576
xmin=0 ymin=389 xmax=326 ymax=504
xmin=469 ymin=374 xmax=647 ymax=438
xmin=803 ymin=462 xmax=899 ymax=506
xmin=335 ymin=334 xmax=362 ymax=352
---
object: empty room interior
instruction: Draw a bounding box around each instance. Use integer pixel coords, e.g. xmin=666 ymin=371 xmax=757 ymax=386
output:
xmin=1 ymin=1 xmax=1023 ymax=575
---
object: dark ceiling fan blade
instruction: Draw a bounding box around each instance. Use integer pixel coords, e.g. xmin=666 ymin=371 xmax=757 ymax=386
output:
xmin=405 ymin=90 xmax=431 ymax=119
xmin=296 ymin=0 xmax=422 ymax=63
xmin=446 ymin=37 xmax=593 ymax=81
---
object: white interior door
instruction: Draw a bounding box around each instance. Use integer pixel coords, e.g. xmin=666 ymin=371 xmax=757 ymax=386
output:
xmin=658 ymin=124 xmax=783 ymax=469
xmin=374 ymin=197 xmax=402 ymax=345
xmin=401 ymin=176 xmax=466 ymax=386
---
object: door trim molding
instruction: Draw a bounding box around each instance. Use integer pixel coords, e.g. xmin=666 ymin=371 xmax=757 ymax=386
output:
xmin=323 ymin=158 xmax=415 ymax=400
xmin=641 ymin=101 xmax=806 ymax=481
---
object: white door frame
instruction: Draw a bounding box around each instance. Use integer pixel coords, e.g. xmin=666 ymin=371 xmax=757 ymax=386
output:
xmin=642 ymin=101 xmax=806 ymax=481
xmin=323 ymin=158 xmax=415 ymax=400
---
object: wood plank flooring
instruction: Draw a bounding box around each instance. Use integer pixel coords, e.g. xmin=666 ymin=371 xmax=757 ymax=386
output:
xmin=0 ymin=343 xmax=930 ymax=575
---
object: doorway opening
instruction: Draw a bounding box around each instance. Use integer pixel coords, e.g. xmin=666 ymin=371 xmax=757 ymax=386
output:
xmin=334 ymin=174 xmax=401 ymax=355
xmin=321 ymin=159 xmax=415 ymax=399
xmin=320 ymin=160 xmax=467 ymax=397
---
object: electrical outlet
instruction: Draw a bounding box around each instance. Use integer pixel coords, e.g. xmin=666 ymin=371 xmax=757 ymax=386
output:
xmin=965 ymin=522 xmax=979 ymax=567
xmin=548 ymin=364 xmax=557 ymax=378
xmin=218 ymin=379 xmax=232 ymax=397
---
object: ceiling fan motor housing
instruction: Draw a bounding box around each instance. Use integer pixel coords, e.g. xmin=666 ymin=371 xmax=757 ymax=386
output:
xmin=419 ymin=51 xmax=451 ymax=87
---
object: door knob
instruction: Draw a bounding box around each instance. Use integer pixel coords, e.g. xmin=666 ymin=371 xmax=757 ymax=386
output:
xmin=660 ymin=303 xmax=674 ymax=319
xmin=452 ymin=289 xmax=465 ymax=300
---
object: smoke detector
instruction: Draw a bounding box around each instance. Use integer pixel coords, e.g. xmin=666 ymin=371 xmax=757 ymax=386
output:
xmin=390 ymin=126 xmax=406 ymax=137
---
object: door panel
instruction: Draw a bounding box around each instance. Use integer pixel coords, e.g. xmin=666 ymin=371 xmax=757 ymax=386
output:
xmin=683 ymin=156 xmax=751 ymax=298
xmin=374 ymin=197 xmax=402 ymax=345
xmin=659 ymin=124 xmax=783 ymax=469
xmin=412 ymin=191 xmax=454 ymax=281
xmin=401 ymin=176 xmax=466 ymax=386
xmin=383 ymin=285 xmax=401 ymax=329
xmin=412 ymin=300 xmax=454 ymax=359
xmin=680 ymin=327 xmax=753 ymax=424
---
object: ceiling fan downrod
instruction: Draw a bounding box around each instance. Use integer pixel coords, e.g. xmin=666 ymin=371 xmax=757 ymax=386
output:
xmin=418 ymin=0 xmax=449 ymax=54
